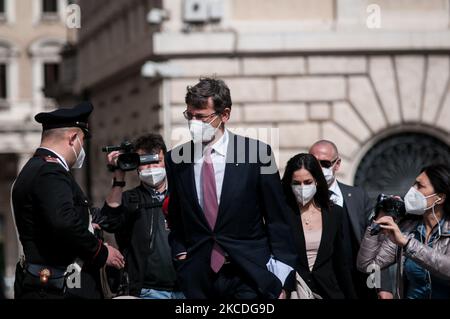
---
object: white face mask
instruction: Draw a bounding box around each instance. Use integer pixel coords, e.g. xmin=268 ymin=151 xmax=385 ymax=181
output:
xmin=139 ymin=167 xmax=166 ymax=187
xmin=71 ymin=136 xmax=85 ymax=169
xmin=404 ymin=187 xmax=438 ymax=216
xmin=189 ymin=115 xmax=221 ymax=144
xmin=322 ymin=167 xmax=334 ymax=185
xmin=292 ymin=184 xmax=317 ymax=206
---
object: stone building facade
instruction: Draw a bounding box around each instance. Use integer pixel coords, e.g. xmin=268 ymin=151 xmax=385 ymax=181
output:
xmin=0 ymin=0 xmax=73 ymax=297
xmin=1 ymin=0 xmax=449 ymax=297
xmin=76 ymin=0 xmax=450 ymax=206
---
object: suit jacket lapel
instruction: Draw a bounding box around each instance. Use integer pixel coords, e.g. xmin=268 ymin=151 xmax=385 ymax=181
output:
xmin=294 ymin=213 xmax=310 ymax=269
xmin=312 ymin=207 xmax=330 ymax=270
xmin=338 ymin=182 xmax=362 ymax=242
xmin=216 ymin=133 xmax=241 ymax=226
xmin=178 ymin=142 xmax=210 ymax=226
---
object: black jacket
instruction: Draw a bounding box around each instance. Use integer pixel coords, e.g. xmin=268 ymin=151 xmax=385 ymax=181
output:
xmin=290 ymin=204 xmax=357 ymax=299
xmin=12 ymin=148 xmax=108 ymax=299
xmin=166 ymin=133 xmax=298 ymax=299
xmin=99 ymin=184 xmax=177 ymax=296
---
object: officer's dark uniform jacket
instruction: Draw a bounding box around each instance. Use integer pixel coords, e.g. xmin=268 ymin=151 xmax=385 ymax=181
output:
xmin=12 ymin=148 xmax=108 ymax=298
xmin=99 ymin=183 xmax=177 ymax=296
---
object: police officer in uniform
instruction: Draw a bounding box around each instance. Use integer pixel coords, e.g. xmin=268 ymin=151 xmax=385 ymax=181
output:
xmin=12 ymin=102 xmax=124 ymax=299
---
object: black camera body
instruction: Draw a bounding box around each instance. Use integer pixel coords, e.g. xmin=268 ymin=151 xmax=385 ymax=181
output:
xmin=370 ymin=194 xmax=406 ymax=236
xmin=102 ymin=140 xmax=159 ymax=171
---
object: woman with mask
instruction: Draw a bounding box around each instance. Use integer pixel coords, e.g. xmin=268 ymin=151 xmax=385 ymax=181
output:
xmin=282 ymin=153 xmax=357 ymax=299
xmin=357 ymin=164 xmax=450 ymax=299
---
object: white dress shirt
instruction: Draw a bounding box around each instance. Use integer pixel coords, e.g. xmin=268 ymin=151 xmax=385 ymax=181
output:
xmin=194 ymin=129 xmax=229 ymax=209
xmin=329 ymin=179 xmax=344 ymax=207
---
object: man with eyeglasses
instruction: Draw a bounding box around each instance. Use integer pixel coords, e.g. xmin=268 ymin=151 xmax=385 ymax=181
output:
xmin=165 ymin=77 xmax=297 ymax=299
xmin=309 ymin=140 xmax=393 ymax=299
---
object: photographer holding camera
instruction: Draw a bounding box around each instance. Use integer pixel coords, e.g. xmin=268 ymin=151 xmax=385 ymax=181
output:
xmin=97 ymin=133 xmax=184 ymax=299
xmin=357 ymin=164 xmax=450 ymax=299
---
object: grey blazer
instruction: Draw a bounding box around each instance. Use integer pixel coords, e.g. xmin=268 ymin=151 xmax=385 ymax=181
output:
xmin=357 ymin=217 xmax=450 ymax=298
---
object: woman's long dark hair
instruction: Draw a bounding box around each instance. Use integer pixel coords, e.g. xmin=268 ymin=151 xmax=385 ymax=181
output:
xmin=421 ymin=164 xmax=450 ymax=216
xmin=282 ymin=153 xmax=330 ymax=214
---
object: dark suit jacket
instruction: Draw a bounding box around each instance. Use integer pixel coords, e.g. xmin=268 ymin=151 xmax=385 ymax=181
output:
xmin=12 ymin=148 xmax=108 ymax=299
xmin=165 ymin=132 xmax=298 ymax=299
xmin=337 ymin=182 xmax=373 ymax=243
xmin=290 ymin=204 xmax=357 ymax=299
xmin=337 ymin=182 xmax=392 ymax=294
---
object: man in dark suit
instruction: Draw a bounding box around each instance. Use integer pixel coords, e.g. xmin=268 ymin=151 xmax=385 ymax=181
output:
xmin=12 ymin=102 xmax=124 ymax=299
xmin=310 ymin=140 xmax=393 ymax=299
xmin=166 ymin=77 xmax=297 ymax=299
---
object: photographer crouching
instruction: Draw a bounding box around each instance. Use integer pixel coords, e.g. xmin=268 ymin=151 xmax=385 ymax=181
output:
xmin=357 ymin=164 xmax=450 ymax=299
xmin=97 ymin=133 xmax=184 ymax=299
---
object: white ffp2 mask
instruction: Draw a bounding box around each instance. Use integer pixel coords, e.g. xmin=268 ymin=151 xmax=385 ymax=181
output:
xmin=292 ymin=184 xmax=317 ymax=206
xmin=404 ymin=187 xmax=438 ymax=215
xmin=189 ymin=116 xmax=221 ymax=144
xmin=322 ymin=167 xmax=334 ymax=185
xmin=139 ymin=167 xmax=166 ymax=187
xmin=72 ymin=137 xmax=85 ymax=169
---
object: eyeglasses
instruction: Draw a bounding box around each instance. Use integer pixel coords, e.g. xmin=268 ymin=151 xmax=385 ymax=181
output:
xmin=183 ymin=110 xmax=218 ymax=122
xmin=319 ymin=158 xmax=340 ymax=169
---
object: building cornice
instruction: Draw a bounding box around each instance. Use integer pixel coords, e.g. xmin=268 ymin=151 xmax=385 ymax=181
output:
xmin=154 ymin=30 xmax=450 ymax=56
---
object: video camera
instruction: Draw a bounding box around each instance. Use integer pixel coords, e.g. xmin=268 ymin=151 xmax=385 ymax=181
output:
xmin=370 ymin=194 xmax=406 ymax=236
xmin=102 ymin=140 xmax=159 ymax=171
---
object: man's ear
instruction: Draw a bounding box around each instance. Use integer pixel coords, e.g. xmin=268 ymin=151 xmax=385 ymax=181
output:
xmin=437 ymin=194 xmax=446 ymax=205
xmin=221 ymin=108 xmax=231 ymax=123
xmin=68 ymin=130 xmax=78 ymax=146
xmin=334 ymin=158 xmax=341 ymax=173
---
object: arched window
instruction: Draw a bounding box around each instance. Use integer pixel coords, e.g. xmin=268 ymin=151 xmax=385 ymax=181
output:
xmin=0 ymin=0 xmax=5 ymax=15
xmin=32 ymin=0 xmax=68 ymax=24
xmin=43 ymin=0 xmax=58 ymax=13
xmin=0 ymin=40 xmax=18 ymax=108
xmin=0 ymin=0 xmax=16 ymax=23
xmin=29 ymin=38 xmax=65 ymax=109
xmin=354 ymin=132 xmax=450 ymax=202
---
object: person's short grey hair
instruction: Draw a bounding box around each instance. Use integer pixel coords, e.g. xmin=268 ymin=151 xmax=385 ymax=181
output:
xmin=310 ymin=140 xmax=339 ymax=157
xmin=41 ymin=127 xmax=78 ymax=142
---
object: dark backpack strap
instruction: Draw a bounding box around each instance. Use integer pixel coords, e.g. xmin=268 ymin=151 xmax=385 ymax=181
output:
xmin=138 ymin=202 xmax=163 ymax=209
xmin=125 ymin=189 xmax=140 ymax=212
xmin=126 ymin=189 xmax=163 ymax=210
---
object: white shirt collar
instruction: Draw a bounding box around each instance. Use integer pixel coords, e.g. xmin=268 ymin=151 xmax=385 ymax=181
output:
xmin=210 ymin=129 xmax=229 ymax=157
xmin=329 ymin=179 xmax=344 ymax=207
xmin=329 ymin=179 xmax=340 ymax=194
xmin=194 ymin=129 xmax=229 ymax=162
xmin=39 ymin=147 xmax=70 ymax=171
